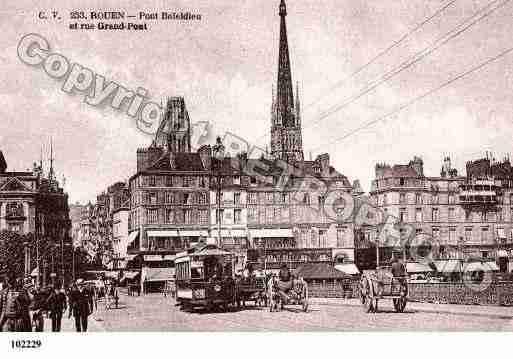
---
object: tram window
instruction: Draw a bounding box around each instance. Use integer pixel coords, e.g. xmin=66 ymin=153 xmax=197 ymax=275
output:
xmin=191 ymin=267 xmax=203 ymax=279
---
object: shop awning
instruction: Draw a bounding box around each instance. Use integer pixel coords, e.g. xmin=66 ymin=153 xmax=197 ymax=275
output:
xmin=121 ymin=271 xmax=140 ymax=281
xmin=128 ymin=231 xmax=139 ymax=244
xmin=406 ymin=262 xmax=434 ymax=273
xmin=463 ymin=261 xmax=499 ymax=272
xmin=180 ymin=230 xmax=209 ymax=237
xmin=250 ymin=228 xmax=293 ymax=238
xmin=147 ymin=230 xmax=179 ymax=237
xmin=497 ymin=250 xmax=509 ymax=258
xmin=211 ymin=229 xmax=247 ymax=237
xmin=335 ymin=263 xmax=360 ymax=275
xmin=143 ymin=254 xmax=175 ymax=262
xmin=434 ymin=260 xmax=462 ymax=273
xmin=143 ymin=267 xmax=175 ymax=282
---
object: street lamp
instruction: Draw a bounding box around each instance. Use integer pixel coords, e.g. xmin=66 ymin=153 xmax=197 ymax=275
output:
xmin=213 ymin=137 xmax=225 ymax=247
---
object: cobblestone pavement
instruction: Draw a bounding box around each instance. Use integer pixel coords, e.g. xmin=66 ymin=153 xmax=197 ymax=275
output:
xmin=58 ymin=292 xmax=513 ymax=332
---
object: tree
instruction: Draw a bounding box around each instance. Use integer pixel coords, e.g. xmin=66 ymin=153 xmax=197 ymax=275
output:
xmin=0 ymin=231 xmax=34 ymax=281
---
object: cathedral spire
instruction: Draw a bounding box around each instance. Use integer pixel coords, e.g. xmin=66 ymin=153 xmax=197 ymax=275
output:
xmin=276 ymin=0 xmax=294 ymax=127
xmin=270 ymin=0 xmax=304 ymax=163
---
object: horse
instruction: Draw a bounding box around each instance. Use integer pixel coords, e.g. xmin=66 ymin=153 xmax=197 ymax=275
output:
xmin=267 ymin=274 xmax=308 ymax=312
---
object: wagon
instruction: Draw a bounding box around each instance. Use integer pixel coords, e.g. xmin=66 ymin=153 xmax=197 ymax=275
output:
xmin=235 ymin=276 xmax=268 ymax=308
xmin=267 ymin=275 xmax=308 ymax=312
xmin=359 ymin=268 xmax=408 ymax=313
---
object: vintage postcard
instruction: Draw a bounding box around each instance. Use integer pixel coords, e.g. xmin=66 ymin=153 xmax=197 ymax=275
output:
xmin=1 ymin=1 xmax=513 ymax=352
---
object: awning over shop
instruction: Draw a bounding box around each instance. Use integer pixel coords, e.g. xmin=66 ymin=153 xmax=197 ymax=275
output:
xmin=147 ymin=230 xmax=178 ymax=237
xmin=406 ymin=262 xmax=434 ymax=273
xmin=463 ymin=261 xmax=499 ymax=272
xmin=121 ymin=271 xmax=140 ymax=281
xmin=142 ymin=267 xmax=175 ymax=282
xmin=434 ymin=260 xmax=462 ymax=273
xmin=250 ymin=228 xmax=293 ymax=238
xmin=180 ymin=230 xmax=209 ymax=237
xmin=497 ymin=250 xmax=509 ymax=257
xmin=128 ymin=231 xmax=139 ymax=244
xmin=143 ymin=254 xmax=175 ymax=262
xmin=334 ymin=263 xmax=360 ymax=275
xmin=211 ymin=229 xmax=247 ymax=237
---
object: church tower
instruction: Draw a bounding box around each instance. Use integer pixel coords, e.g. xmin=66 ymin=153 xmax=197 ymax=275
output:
xmin=270 ymin=0 xmax=304 ymax=163
xmin=155 ymin=97 xmax=191 ymax=153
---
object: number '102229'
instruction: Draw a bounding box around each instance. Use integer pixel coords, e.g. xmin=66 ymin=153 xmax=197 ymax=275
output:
xmin=11 ymin=340 xmax=41 ymax=349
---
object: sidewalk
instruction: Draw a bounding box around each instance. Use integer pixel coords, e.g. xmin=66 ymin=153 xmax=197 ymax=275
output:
xmin=310 ymin=297 xmax=513 ymax=319
xmin=42 ymin=311 xmax=106 ymax=332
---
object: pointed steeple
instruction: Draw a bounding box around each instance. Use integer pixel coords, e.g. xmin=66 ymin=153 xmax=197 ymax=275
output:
xmin=276 ymin=0 xmax=294 ymax=127
xmin=270 ymin=0 xmax=304 ymax=163
xmin=49 ymin=138 xmax=55 ymax=181
xmin=0 ymin=150 xmax=7 ymax=173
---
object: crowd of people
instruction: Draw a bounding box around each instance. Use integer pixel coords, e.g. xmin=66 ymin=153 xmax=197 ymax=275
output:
xmin=0 ymin=276 xmax=119 ymax=332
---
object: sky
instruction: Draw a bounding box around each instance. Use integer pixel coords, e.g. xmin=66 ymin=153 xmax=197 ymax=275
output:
xmin=1 ymin=0 xmax=513 ymax=204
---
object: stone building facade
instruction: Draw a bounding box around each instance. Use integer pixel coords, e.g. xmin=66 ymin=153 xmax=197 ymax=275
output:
xmin=367 ymin=155 xmax=513 ymax=272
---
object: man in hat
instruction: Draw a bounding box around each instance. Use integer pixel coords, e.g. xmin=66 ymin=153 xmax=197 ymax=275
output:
xmin=46 ymin=283 xmax=67 ymax=332
xmin=68 ymin=279 xmax=93 ymax=332
xmin=277 ymin=263 xmax=294 ymax=301
xmin=0 ymin=277 xmax=32 ymax=332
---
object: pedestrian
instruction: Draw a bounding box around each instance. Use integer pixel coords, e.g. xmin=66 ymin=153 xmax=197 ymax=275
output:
xmin=46 ymin=283 xmax=67 ymax=332
xmin=0 ymin=277 xmax=32 ymax=332
xmin=68 ymin=279 xmax=93 ymax=332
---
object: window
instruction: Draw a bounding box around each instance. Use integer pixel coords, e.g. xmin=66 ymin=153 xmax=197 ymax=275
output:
xmin=167 ymin=209 xmax=174 ymax=223
xmin=319 ymin=230 xmax=327 ymax=247
xmin=183 ymin=176 xmax=189 ymax=187
xmin=250 ymin=177 xmax=257 ymax=185
xmin=234 ymin=192 xmax=241 ymax=205
xmin=448 ymin=227 xmax=456 ymax=244
xmin=282 ymin=193 xmax=287 ymax=203
xmin=481 ymin=227 xmax=489 ymax=243
xmin=448 ymin=208 xmax=455 ymax=221
xmin=415 ymin=193 xmax=421 ymax=204
xmin=337 ymin=227 xmax=346 ymax=247
xmin=432 ymin=227 xmax=440 ymax=240
xmin=166 ymin=192 xmax=174 ymax=204
xmin=248 ymin=193 xmax=257 ymax=204
xmin=273 ymin=207 xmax=281 ymax=223
xmin=199 ymin=210 xmax=208 ymax=224
xmin=147 ymin=209 xmax=158 ymax=224
xmin=184 ymin=209 xmax=192 ymax=224
xmin=400 ymin=178 xmax=405 ymax=186
xmin=498 ymin=209 xmax=503 ymax=222
xmin=233 ymin=176 xmax=241 ymax=185
xmin=464 ymin=227 xmax=472 ymax=241
xmin=383 ymin=194 xmax=388 ymax=206
xmin=234 ymin=209 xmax=242 ymax=224
xmin=183 ymin=193 xmax=189 ymax=205
xmin=216 ymin=209 xmax=224 ymax=224
xmin=399 ymin=193 xmax=406 ymax=204
xmin=149 ymin=176 xmax=156 ymax=187
xmin=149 ymin=192 xmax=157 ymax=205
xmin=448 ymin=194 xmax=455 ymax=204
xmin=247 ymin=207 xmax=257 ymax=222
xmin=415 ymin=208 xmax=422 ymax=222
xmin=399 ymin=208 xmax=407 ymax=222
xmin=432 ymin=208 xmax=439 ymax=221
xmin=432 ymin=193 xmax=439 ymax=204
xmin=166 ymin=176 xmax=173 ymax=187
xmin=303 ymin=193 xmax=310 ymax=205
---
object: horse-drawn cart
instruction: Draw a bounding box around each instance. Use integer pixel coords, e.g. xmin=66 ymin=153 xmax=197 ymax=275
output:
xmin=359 ymin=269 xmax=408 ymax=313
xmin=268 ymin=276 xmax=309 ymax=312
xmin=235 ymin=276 xmax=267 ymax=308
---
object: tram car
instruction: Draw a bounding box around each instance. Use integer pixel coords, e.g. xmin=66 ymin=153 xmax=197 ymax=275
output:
xmin=175 ymin=243 xmax=236 ymax=312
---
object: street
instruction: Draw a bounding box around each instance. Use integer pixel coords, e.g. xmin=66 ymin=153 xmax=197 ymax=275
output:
xmin=55 ymin=292 xmax=513 ymax=332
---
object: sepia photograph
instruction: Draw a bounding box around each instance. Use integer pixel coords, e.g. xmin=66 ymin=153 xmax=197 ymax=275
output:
xmin=1 ymin=0 xmax=513 ymax=355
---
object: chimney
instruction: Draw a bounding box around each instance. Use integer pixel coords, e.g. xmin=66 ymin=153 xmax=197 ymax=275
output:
xmin=198 ymin=145 xmax=212 ymax=170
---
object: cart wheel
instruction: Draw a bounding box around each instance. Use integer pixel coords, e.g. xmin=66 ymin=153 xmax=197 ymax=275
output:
xmin=394 ymin=297 xmax=407 ymax=313
xmin=363 ymin=295 xmax=374 ymax=313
